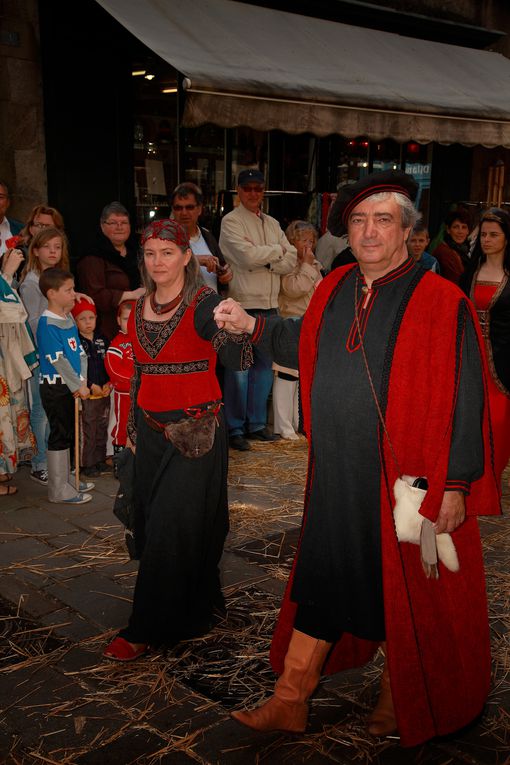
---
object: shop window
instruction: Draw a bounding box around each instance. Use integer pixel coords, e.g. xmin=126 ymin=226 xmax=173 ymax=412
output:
xmin=182 ymin=124 xmax=226 ymax=229
xmin=132 ymin=59 xmax=179 ymax=231
xmin=334 ymin=137 xmax=370 ymax=188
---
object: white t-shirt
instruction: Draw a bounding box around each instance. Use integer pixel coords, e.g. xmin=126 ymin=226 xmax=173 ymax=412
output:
xmin=190 ymin=229 xmax=218 ymax=292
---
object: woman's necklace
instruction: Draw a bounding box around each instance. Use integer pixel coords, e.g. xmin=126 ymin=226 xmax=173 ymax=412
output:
xmin=149 ymin=290 xmax=183 ymax=315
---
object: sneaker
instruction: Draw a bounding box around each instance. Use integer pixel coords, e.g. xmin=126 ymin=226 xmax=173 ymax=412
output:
xmin=50 ymin=493 xmax=92 ymax=505
xmin=229 ymin=435 xmax=251 ymax=451
xmin=30 ymin=469 xmax=48 ymax=486
xmin=79 ymin=481 xmax=95 ymax=492
xmin=246 ymin=427 xmax=281 ymax=442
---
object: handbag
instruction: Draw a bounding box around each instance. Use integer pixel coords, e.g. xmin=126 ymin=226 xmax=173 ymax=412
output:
xmin=354 ymin=278 xmax=459 ymax=579
xmin=143 ymin=404 xmax=220 ymax=459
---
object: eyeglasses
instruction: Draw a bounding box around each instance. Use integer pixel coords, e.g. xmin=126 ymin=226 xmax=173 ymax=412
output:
xmin=172 ymin=204 xmax=197 ymax=212
xmin=240 ymin=185 xmax=264 ymax=193
xmin=32 ymin=222 xmax=52 ymax=230
xmin=103 ymin=220 xmax=130 ymax=227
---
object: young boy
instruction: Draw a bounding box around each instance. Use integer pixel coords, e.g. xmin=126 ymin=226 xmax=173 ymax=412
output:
xmin=37 ymin=269 xmax=93 ymax=504
xmin=407 ymin=225 xmax=440 ymax=273
xmin=71 ymin=298 xmax=111 ymax=478
xmin=105 ymin=300 xmax=135 ymax=463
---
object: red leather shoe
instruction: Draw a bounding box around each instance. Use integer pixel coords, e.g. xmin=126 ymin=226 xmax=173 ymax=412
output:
xmin=103 ymin=636 xmax=148 ymax=662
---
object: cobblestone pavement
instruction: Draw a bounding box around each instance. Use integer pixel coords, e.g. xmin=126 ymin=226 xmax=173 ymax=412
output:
xmin=0 ymin=441 xmax=509 ymax=764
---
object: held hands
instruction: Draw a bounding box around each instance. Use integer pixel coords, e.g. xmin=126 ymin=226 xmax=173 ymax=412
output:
xmin=213 ymin=299 xmax=256 ymax=334
xmin=434 ymin=491 xmax=465 ymax=534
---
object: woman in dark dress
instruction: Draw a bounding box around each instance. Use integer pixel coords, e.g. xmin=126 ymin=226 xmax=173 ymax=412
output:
xmin=77 ymin=202 xmax=145 ymax=340
xmin=103 ymin=219 xmax=252 ymax=661
xmin=461 ymin=207 xmax=510 ymax=484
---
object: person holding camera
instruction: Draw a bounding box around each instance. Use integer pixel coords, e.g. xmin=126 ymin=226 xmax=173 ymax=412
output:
xmin=171 ymin=182 xmax=232 ymax=294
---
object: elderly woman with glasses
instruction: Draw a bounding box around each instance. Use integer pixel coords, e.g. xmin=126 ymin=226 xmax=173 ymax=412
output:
xmin=77 ymin=202 xmax=145 ymax=340
xmin=103 ymin=218 xmax=253 ymax=662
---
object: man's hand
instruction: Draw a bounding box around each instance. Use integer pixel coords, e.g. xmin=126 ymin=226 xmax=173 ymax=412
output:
xmin=213 ymin=299 xmax=256 ymax=334
xmin=198 ymin=255 xmax=219 ymax=273
xmin=90 ymin=383 xmax=103 ymax=396
xmin=434 ymin=490 xmax=465 ymax=534
xmin=217 ymin=263 xmax=233 ymax=284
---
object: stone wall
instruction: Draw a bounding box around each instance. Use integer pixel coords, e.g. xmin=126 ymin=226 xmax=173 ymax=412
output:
xmin=0 ymin=0 xmax=46 ymax=222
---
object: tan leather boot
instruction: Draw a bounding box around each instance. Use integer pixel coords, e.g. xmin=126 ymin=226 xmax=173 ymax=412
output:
xmin=367 ymin=645 xmax=397 ymax=736
xmin=231 ymin=629 xmax=332 ymax=733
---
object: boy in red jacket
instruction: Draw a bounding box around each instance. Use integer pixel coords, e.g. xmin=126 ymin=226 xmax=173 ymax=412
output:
xmin=105 ymin=301 xmax=135 ymax=467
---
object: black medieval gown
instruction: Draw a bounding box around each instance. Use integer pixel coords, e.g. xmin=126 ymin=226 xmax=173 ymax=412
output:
xmin=259 ymin=258 xmax=484 ymax=641
xmin=121 ymin=290 xmax=251 ymax=646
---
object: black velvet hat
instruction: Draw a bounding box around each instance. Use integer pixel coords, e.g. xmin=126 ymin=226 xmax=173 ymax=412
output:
xmin=327 ymin=170 xmax=419 ymax=236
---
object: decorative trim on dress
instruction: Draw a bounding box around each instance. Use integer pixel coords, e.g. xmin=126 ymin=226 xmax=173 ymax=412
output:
xmin=139 ymin=360 xmax=209 ymax=375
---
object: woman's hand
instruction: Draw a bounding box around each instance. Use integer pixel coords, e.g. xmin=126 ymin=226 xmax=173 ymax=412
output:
xmin=301 ymin=245 xmax=315 ymax=266
xmin=75 ymin=292 xmax=95 ymax=305
xmin=126 ymin=435 xmax=136 ymax=455
xmin=1 ymin=248 xmax=24 ymax=278
xmin=121 ymin=287 xmax=146 ymax=303
xmin=213 ymin=299 xmax=256 ymax=334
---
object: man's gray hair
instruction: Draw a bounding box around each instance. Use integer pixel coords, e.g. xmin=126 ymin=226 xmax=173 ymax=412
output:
xmin=100 ymin=201 xmax=129 ymax=222
xmin=369 ymin=191 xmax=419 ymax=229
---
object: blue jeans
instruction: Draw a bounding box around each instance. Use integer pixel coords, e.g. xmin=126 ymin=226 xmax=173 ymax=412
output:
xmin=223 ymin=308 xmax=276 ymax=437
xmin=28 ymin=374 xmax=49 ymax=470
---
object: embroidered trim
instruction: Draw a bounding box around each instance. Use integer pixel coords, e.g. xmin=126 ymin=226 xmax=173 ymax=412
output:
xmin=139 ymin=360 xmax=209 ymax=375
xmin=135 ymin=297 xmax=186 ymax=359
xmin=194 ymin=286 xmax=214 ymax=306
xmin=127 ymin=363 xmax=141 ymax=445
xmin=211 ymin=330 xmax=253 ymax=371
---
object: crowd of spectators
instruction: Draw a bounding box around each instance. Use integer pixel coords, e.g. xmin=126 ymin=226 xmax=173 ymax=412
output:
xmin=0 ymin=174 xmax=507 ymax=487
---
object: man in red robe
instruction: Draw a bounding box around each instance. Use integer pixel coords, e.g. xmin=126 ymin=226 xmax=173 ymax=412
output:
xmin=214 ymin=171 xmax=501 ymax=747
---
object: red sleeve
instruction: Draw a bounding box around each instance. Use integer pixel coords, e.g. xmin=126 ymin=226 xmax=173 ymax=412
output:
xmin=105 ymin=334 xmax=134 ymax=392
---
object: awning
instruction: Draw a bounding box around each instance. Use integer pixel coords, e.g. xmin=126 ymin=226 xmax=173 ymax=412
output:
xmin=96 ymin=0 xmax=510 ymax=147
